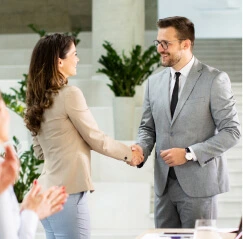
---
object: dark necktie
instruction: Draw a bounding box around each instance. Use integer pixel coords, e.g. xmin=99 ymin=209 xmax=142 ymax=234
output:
xmin=168 ymin=72 xmax=181 ymax=180
xmin=170 ymin=72 xmax=181 ymax=118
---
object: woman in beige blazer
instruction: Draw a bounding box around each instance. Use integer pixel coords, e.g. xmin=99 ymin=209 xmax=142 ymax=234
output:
xmin=24 ymin=33 xmax=143 ymax=239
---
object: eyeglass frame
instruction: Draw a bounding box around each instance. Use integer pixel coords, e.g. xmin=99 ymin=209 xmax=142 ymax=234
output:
xmin=153 ymin=39 xmax=186 ymax=50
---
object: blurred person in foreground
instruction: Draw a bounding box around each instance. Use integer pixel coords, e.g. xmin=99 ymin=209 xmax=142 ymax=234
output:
xmin=0 ymin=93 xmax=68 ymax=239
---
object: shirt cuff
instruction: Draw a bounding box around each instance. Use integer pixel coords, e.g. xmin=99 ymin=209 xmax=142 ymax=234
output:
xmin=189 ymin=147 xmax=197 ymax=161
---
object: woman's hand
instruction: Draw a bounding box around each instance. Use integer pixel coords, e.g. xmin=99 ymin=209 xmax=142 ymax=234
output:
xmin=0 ymin=145 xmax=19 ymax=194
xmin=36 ymin=185 xmax=68 ymax=219
xmin=21 ymin=180 xmax=68 ymax=219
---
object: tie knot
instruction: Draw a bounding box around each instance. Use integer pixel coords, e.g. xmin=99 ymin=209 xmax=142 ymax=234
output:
xmin=175 ymin=72 xmax=181 ymax=80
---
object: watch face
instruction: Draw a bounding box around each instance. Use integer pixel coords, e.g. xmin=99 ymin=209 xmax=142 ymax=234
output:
xmin=186 ymin=153 xmax=193 ymax=160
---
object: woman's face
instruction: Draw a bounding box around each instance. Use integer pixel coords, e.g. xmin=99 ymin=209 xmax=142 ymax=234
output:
xmin=58 ymin=42 xmax=79 ymax=78
xmin=0 ymin=98 xmax=10 ymax=144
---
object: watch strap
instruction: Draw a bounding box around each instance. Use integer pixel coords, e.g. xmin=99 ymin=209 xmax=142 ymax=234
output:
xmin=185 ymin=147 xmax=191 ymax=153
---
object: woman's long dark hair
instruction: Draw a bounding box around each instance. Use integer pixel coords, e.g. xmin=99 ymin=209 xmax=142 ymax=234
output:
xmin=24 ymin=33 xmax=76 ymax=136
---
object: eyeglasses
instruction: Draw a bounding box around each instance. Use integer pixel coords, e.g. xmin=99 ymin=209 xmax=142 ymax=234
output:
xmin=153 ymin=39 xmax=186 ymax=50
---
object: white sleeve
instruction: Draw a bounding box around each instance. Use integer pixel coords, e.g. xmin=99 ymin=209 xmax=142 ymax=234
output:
xmin=0 ymin=187 xmax=19 ymax=239
xmin=0 ymin=186 xmax=38 ymax=239
xmin=19 ymin=210 xmax=38 ymax=239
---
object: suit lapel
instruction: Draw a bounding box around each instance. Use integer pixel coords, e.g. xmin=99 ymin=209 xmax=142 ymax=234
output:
xmin=160 ymin=68 xmax=171 ymax=122
xmin=171 ymin=58 xmax=203 ymax=125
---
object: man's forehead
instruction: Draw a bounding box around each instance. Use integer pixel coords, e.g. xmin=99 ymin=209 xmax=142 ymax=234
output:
xmin=157 ymin=28 xmax=177 ymax=39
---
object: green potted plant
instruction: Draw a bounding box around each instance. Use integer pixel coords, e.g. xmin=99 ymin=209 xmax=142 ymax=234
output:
xmin=97 ymin=41 xmax=160 ymax=140
xmin=2 ymin=74 xmax=27 ymax=118
xmin=13 ymin=136 xmax=44 ymax=203
xmin=97 ymin=40 xmax=160 ymax=97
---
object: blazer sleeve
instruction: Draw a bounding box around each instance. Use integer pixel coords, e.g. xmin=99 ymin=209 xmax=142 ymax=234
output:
xmin=32 ymin=136 xmax=44 ymax=160
xmin=64 ymin=86 xmax=132 ymax=162
xmin=136 ymin=78 xmax=156 ymax=166
xmin=191 ymin=71 xmax=241 ymax=165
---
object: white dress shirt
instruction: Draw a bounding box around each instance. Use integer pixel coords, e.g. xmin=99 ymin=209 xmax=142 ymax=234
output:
xmin=169 ymin=56 xmax=197 ymax=160
xmin=169 ymin=56 xmax=195 ymax=100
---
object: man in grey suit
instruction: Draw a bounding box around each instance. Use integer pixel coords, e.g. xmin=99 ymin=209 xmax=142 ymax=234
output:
xmin=132 ymin=16 xmax=241 ymax=228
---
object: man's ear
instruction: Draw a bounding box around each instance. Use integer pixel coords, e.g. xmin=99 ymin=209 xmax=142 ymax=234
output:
xmin=183 ymin=39 xmax=191 ymax=50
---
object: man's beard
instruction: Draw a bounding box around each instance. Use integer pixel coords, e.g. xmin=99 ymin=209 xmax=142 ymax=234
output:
xmin=160 ymin=53 xmax=181 ymax=67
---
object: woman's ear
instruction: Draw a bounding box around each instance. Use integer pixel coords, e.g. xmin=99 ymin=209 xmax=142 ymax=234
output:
xmin=58 ymin=58 xmax=63 ymax=68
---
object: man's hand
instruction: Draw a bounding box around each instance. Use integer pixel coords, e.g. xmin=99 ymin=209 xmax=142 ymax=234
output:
xmin=0 ymin=145 xmax=19 ymax=194
xmin=160 ymin=148 xmax=187 ymax=166
xmin=127 ymin=144 xmax=144 ymax=166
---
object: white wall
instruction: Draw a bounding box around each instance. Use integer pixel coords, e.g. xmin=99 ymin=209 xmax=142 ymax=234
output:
xmin=157 ymin=0 xmax=242 ymax=38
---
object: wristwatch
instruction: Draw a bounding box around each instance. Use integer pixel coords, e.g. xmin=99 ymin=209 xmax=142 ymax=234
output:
xmin=185 ymin=147 xmax=193 ymax=161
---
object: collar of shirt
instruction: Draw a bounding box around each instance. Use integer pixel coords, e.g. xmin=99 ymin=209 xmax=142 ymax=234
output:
xmin=169 ymin=56 xmax=195 ymax=100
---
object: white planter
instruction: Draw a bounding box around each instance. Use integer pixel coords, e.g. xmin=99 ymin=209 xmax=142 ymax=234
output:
xmin=134 ymin=85 xmax=145 ymax=107
xmin=113 ymin=97 xmax=135 ymax=140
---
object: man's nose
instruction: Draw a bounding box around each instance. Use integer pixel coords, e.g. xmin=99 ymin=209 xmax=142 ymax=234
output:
xmin=157 ymin=44 xmax=164 ymax=53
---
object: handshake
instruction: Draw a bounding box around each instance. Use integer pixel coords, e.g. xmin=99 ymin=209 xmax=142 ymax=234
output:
xmin=127 ymin=144 xmax=144 ymax=167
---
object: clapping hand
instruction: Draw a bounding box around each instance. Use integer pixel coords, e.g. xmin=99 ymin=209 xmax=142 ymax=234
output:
xmin=35 ymin=184 xmax=69 ymax=219
xmin=0 ymin=145 xmax=19 ymax=194
xmin=127 ymin=144 xmax=144 ymax=166
xmin=21 ymin=180 xmax=68 ymax=220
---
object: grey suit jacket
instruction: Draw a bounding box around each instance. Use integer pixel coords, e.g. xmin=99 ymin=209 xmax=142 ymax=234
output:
xmin=33 ymin=85 xmax=132 ymax=194
xmin=137 ymin=58 xmax=241 ymax=197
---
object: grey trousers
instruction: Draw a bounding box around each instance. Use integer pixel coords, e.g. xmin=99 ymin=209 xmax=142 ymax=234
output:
xmin=41 ymin=192 xmax=90 ymax=239
xmin=154 ymin=177 xmax=218 ymax=228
